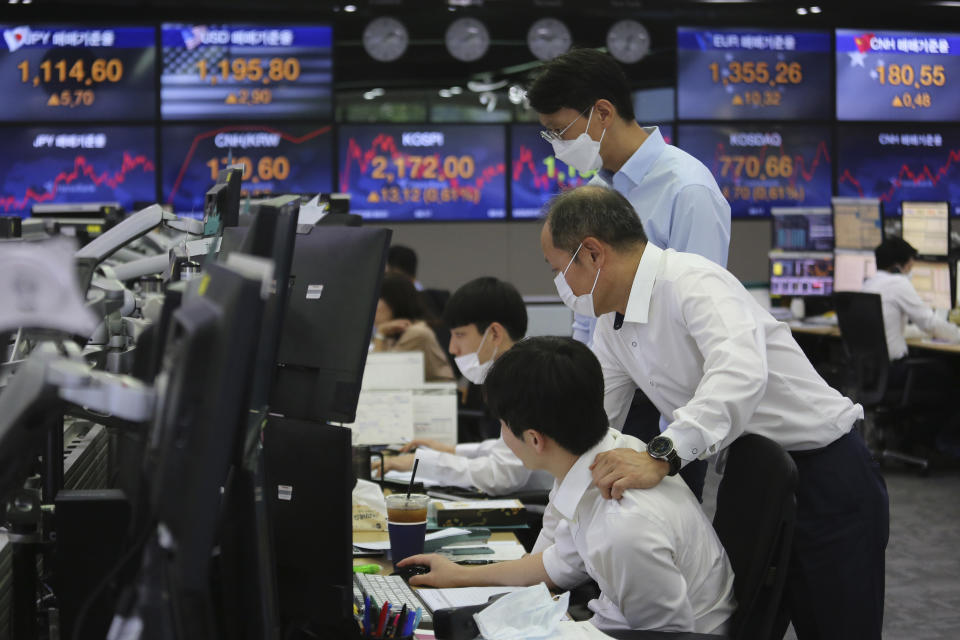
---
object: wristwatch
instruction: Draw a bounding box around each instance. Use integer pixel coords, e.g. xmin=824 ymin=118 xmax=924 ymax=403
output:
xmin=647 ymin=435 xmax=681 ymax=476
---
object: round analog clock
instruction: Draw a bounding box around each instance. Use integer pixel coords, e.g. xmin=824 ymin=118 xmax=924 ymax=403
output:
xmin=363 ymin=16 xmax=409 ymax=62
xmin=606 ymin=19 xmax=650 ymax=64
xmin=527 ymin=17 xmax=572 ymax=61
xmin=445 ymin=17 xmax=490 ymax=63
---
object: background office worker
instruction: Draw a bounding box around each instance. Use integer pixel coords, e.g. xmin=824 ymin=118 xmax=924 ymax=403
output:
xmin=382 ymin=277 xmax=553 ymax=495
xmin=863 ymin=237 xmax=960 ymax=367
xmin=542 ymin=186 xmax=888 ymax=640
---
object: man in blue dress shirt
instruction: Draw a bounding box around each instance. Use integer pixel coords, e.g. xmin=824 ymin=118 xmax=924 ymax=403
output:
xmin=527 ymin=48 xmax=731 ymax=500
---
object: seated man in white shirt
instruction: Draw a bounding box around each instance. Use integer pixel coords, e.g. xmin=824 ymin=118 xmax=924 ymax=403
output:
xmin=381 ymin=277 xmax=553 ymax=495
xmin=862 ymin=237 xmax=960 ymax=367
xmin=542 ymin=185 xmax=888 ymax=640
xmin=398 ymin=336 xmax=736 ymax=634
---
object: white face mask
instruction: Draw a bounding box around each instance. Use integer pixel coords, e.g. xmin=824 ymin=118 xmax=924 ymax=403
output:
xmin=550 ymin=107 xmax=605 ymax=175
xmin=454 ymin=327 xmax=498 ymax=385
xmin=553 ymin=242 xmax=601 ymax=317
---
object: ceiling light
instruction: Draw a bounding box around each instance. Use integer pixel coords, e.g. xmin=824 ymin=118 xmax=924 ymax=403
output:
xmin=439 ymin=89 xmax=453 ymax=98
xmin=508 ymin=85 xmax=525 ymax=105
xmin=363 ymin=88 xmax=385 ymax=100
xmin=344 ymin=4 xmax=357 ymax=11
xmin=796 ymin=7 xmax=808 ymax=14
xmin=809 ymin=5 xmax=821 ymax=12
xmin=449 ymin=86 xmax=463 ymax=95
xmin=467 ymin=78 xmax=509 ymax=93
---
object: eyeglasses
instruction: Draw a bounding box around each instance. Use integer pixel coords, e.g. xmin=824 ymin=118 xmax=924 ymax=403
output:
xmin=539 ymin=105 xmax=592 ymax=143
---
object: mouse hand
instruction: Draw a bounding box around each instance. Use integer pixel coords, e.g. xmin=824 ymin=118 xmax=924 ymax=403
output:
xmin=397 ymin=553 xmax=465 ymax=588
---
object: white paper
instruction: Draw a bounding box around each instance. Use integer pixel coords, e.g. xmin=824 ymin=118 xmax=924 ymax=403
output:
xmin=438 ymin=540 xmax=527 ymax=562
xmin=351 ymin=390 xmax=414 ymax=445
xmin=353 ymin=527 xmax=472 ymax=551
xmin=416 ymin=586 xmax=527 ymax=612
xmin=384 ymin=469 xmax=443 ymax=488
xmin=362 ymin=352 xmax=425 ymax=390
xmin=413 ymin=384 xmax=458 ymax=446
xmin=437 ymin=500 xmax=524 ymax=510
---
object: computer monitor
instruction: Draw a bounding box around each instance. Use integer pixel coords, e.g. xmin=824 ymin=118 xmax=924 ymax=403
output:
xmin=833 ymin=250 xmax=878 ymax=293
xmin=902 ymin=201 xmax=949 ymax=257
xmin=769 ymin=252 xmax=834 ymax=297
xmin=203 ymin=166 xmax=243 ymax=235
xmin=832 ymin=197 xmax=883 ymax=251
xmin=270 ymin=225 xmax=391 ymax=424
xmin=30 ymin=202 xmax=124 ymax=246
xmin=909 ymin=260 xmax=952 ymax=310
xmin=145 ymin=261 xmax=266 ymax=635
xmin=771 ymin=207 xmax=834 ymax=252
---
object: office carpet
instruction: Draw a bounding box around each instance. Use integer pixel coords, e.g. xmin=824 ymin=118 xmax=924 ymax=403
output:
xmin=702 ymin=463 xmax=960 ymax=640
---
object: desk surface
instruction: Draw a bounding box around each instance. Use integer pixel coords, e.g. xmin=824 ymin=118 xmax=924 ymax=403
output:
xmin=788 ymin=322 xmax=960 ymax=354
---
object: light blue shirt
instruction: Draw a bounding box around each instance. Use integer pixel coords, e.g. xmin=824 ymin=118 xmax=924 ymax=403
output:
xmin=572 ymin=126 xmax=731 ymax=345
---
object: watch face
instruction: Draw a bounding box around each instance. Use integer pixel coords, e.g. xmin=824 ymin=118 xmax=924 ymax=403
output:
xmin=606 ymin=19 xmax=650 ymax=64
xmin=648 ymin=436 xmax=674 ymax=458
xmin=363 ymin=16 xmax=409 ymax=62
xmin=445 ymin=17 xmax=490 ymax=62
xmin=527 ymin=17 xmax=572 ymax=61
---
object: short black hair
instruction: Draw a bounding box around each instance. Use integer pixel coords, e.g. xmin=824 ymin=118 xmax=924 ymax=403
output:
xmin=387 ymin=245 xmax=418 ymax=278
xmin=379 ymin=273 xmax=424 ymax=321
xmin=875 ymin=237 xmax=918 ymax=271
xmin=484 ymin=336 xmax=608 ymax=456
xmin=443 ymin=277 xmax=528 ymax=341
xmin=526 ymin=48 xmax=636 ymax=122
xmin=546 ymin=185 xmax=647 ymax=255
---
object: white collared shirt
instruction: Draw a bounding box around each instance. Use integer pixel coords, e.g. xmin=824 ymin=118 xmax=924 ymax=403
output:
xmin=538 ymin=429 xmax=736 ymax=634
xmin=593 ymin=244 xmax=863 ymax=462
xmin=862 ymin=269 xmax=960 ymax=360
xmin=574 ymin=126 xmax=732 ymax=345
xmin=414 ymin=438 xmax=553 ymax=495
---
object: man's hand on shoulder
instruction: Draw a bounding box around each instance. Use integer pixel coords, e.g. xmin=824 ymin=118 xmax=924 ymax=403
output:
xmin=590 ymin=448 xmax=669 ymax=500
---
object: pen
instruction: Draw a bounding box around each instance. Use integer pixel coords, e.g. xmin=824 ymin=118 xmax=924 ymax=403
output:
xmin=410 ymin=607 xmax=423 ymax=634
xmin=376 ymin=602 xmax=392 ymax=637
xmin=455 ymin=559 xmax=496 ymax=565
xmin=363 ymin=595 xmax=372 ymax=636
xmin=395 ymin=604 xmax=408 ymax=638
xmin=387 ymin=612 xmax=400 ymax=637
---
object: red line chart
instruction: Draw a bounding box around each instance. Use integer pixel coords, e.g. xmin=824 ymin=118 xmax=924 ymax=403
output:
xmin=838 ymin=148 xmax=960 ymax=202
xmin=1 ymin=153 xmax=154 ymax=212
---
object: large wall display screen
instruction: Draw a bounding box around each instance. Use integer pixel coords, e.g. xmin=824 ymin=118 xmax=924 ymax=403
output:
xmin=0 ymin=24 xmax=155 ymax=121
xmin=836 ymin=29 xmax=960 ymax=121
xmin=0 ymin=126 xmax=156 ymax=214
xmin=338 ymin=125 xmax=507 ymax=221
xmin=836 ymin=126 xmax=960 ymax=216
xmin=677 ymin=27 xmax=832 ymax=120
xmin=677 ymin=124 xmax=832 ymax=218
xmin=162 ymin=123 xmax=333 ymax=214
xmin=161 ymin=24 xmax=332 ymax=120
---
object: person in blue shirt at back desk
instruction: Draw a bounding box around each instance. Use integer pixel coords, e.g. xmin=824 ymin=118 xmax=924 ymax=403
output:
xmin=527 ymin=49 xmax=731 ymax=502
xmin=381 ymin=277 xmax=553 ymax=495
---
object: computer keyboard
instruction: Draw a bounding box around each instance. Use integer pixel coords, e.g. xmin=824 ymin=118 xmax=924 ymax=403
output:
xmin=353 ymin=573 xmax=433 ymax=629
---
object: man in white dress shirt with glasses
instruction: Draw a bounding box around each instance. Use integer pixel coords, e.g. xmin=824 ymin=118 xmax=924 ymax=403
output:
xmin=541 ymin=185 xmax=889 ymax=640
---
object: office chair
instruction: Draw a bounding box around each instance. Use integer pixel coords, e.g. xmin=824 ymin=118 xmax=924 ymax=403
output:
xmin=833 ymin=291 xmax=936 ymax=473
xmin=713 ymin=434 xmax=798 ymax=640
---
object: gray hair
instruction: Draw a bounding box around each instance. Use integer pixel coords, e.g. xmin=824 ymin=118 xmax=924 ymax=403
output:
xmin=545 ymin=185 xmax=647 ymax=255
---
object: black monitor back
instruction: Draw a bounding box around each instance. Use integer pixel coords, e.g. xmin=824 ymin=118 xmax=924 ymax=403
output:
xmin=204 ymin=166 xmax=243 ymax=233
xmin=270 ymin=225 xmax=391 ymax=424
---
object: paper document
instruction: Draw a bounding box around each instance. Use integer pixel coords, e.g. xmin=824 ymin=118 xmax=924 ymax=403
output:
xmin=353 ymin=527 xmax=472 ymax=551
xmin=362 ymin=352 xmax=425 ymax=389
xmin=383 ymin=469 xmax=443 ymax=488
xmin=412 ymin=383 xmax=457 ymax=446
xmin=416 ymin=586 xmax=527 ymax=612
xmin=438 ymin=540 xmax=526 ymax=562
xmin=351 ymin=390 xmax=414 ymax=445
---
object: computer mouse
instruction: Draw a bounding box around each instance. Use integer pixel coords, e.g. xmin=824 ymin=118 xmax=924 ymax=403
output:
xmin=392 ymin=564 xmax=431 ymax=581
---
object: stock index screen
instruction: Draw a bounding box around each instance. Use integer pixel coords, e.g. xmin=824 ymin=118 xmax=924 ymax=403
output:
xmin=0 ymin=24 xmax=156 ymax=121
xmin=836 ymin=29 xmax=960 ymax=121
xmin=161 ymin=123 xmax=333 ymax=214
xmin=677 ymin=124 xmax=832 ymax=218
xmin=677 ymin=27 xmax=832 ymax=120
xmin=338 ymin=125 xmax=507 ymax=221
xmin=0 ymin=126 xmax=156 ymax=214
xmin=161 ymin=24 xmax=332 ymax=120
xmin=836 ymin=126 xmax=960 ymax=216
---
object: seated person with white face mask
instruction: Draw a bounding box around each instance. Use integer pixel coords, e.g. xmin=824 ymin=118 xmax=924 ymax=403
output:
xmin=380 ymin=277 xmax=553 ymax=495
xmin=398 ymin=337 xmax=736 ymax=634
